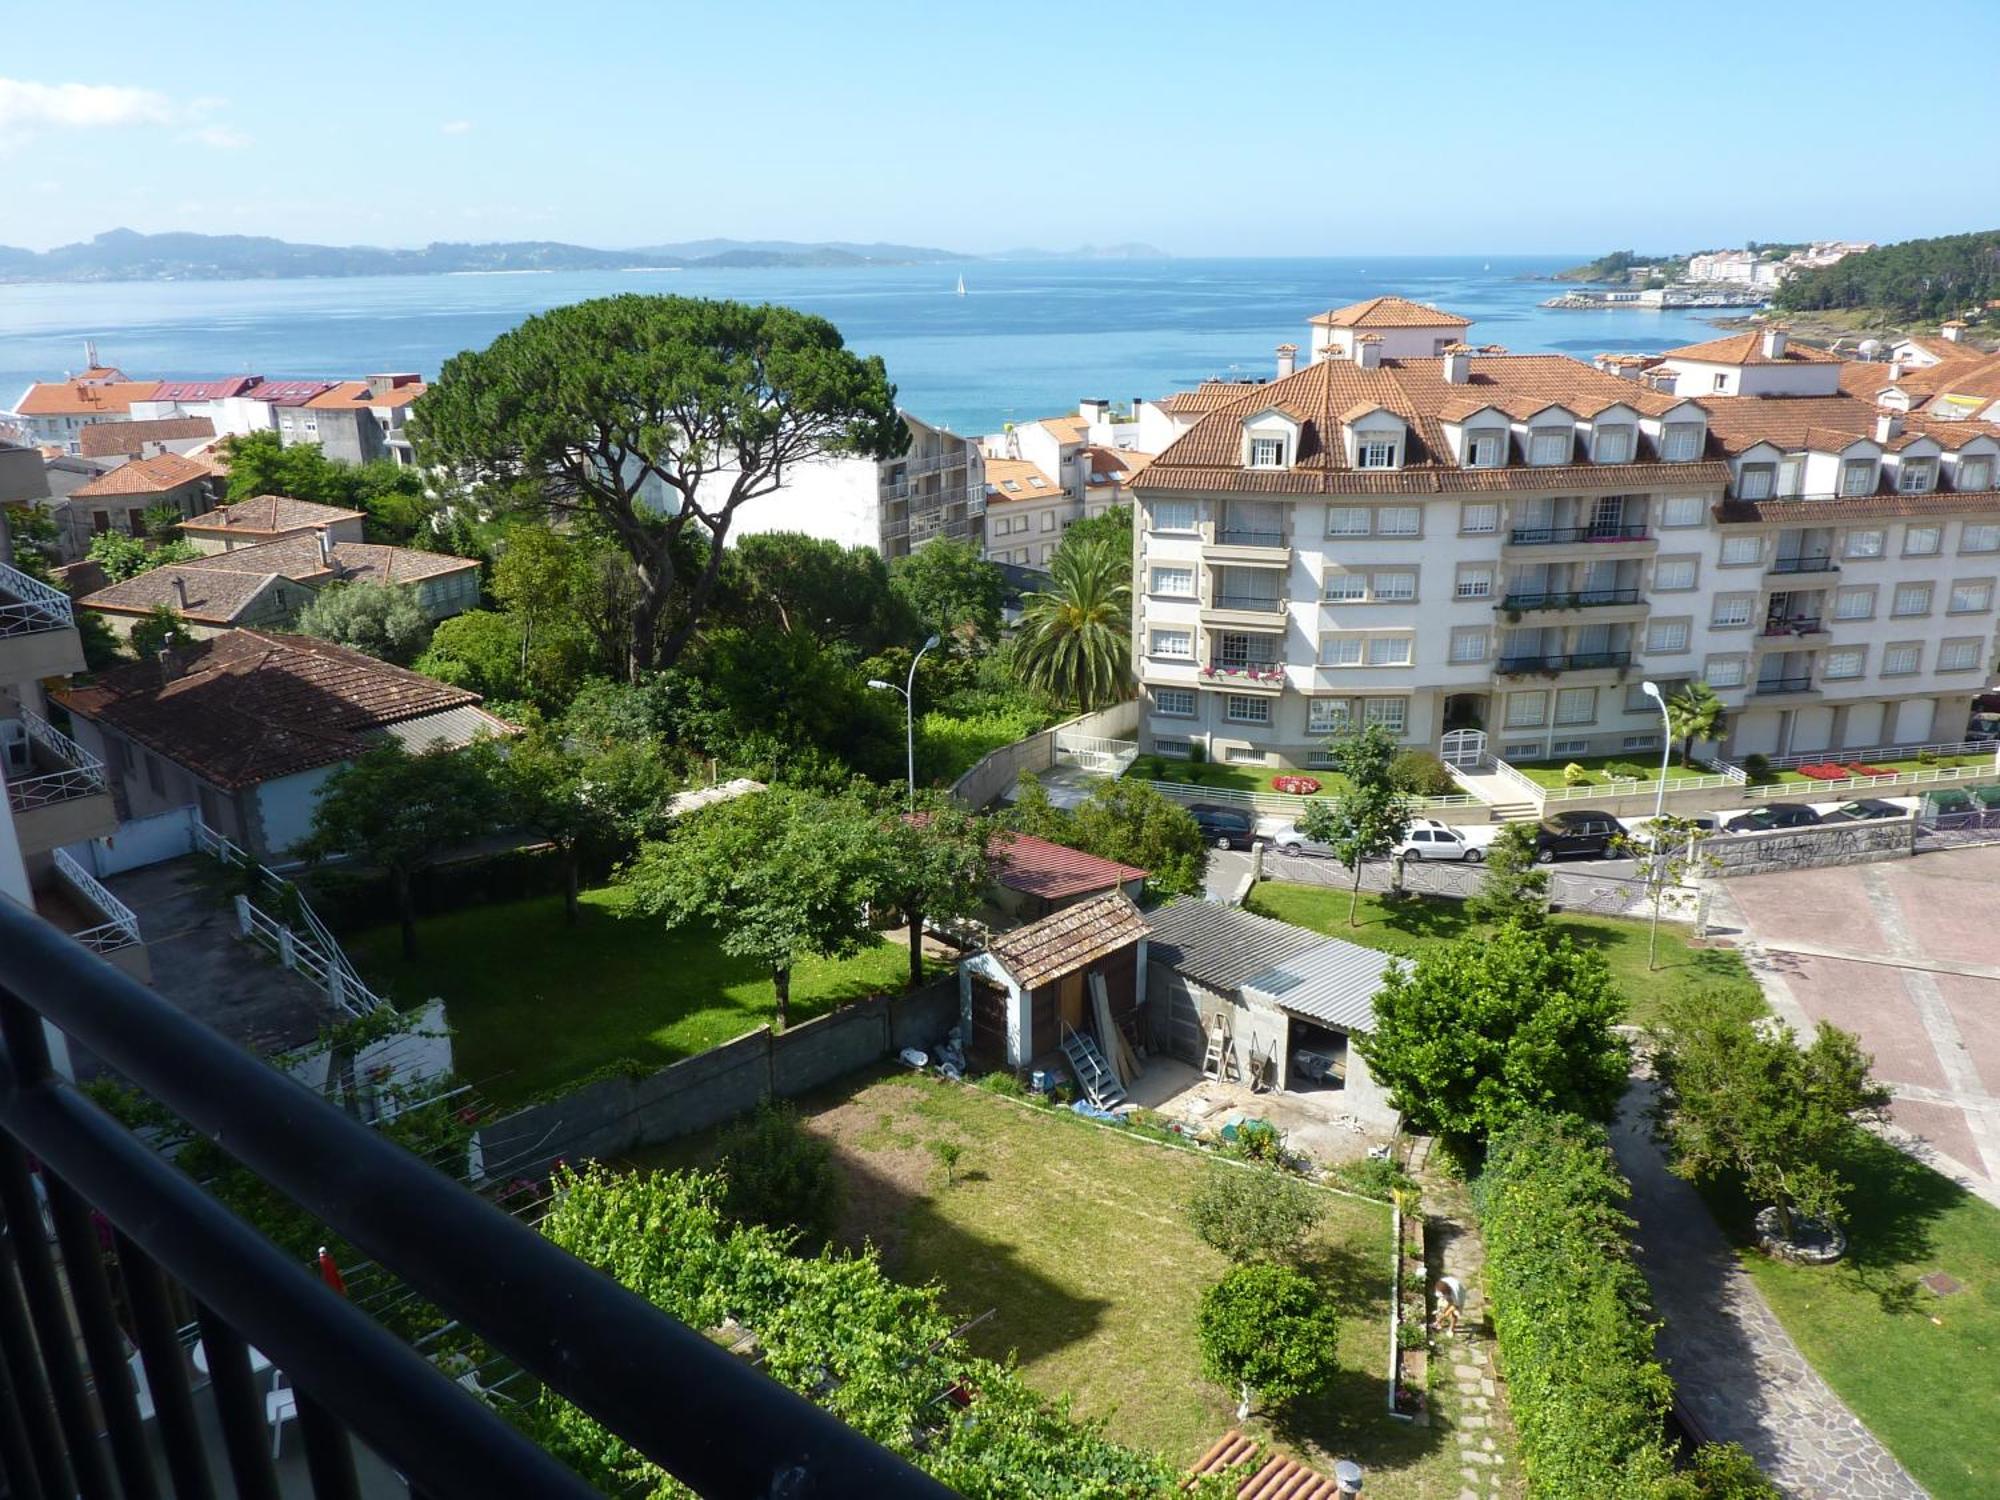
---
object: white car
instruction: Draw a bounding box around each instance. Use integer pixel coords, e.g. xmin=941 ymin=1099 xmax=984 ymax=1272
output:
xmin=1393 ymin=825 xmax=1484 ymax=862
xmin=1268 ymin=821 xmax=1334 ymax=857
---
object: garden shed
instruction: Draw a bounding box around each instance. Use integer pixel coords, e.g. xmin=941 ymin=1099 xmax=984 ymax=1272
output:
xmin=981 ymin=830 xmax=1147 ymax=926
xmin=959 ymin=890 xmax=1150 ymax=1070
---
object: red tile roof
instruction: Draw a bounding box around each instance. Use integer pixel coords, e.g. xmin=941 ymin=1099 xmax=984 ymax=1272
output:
xmin=195 ymin=534 xmax=478 ymax=586
xmin=69 ymin=452 xmax=214 ymax=498
xmin=989 ymin=831 xmax=1146 ymax=899
xmin=984 ymin=456 xmax=1061 ymax=503
xmin=985 ymin=890 xmax=1149 ymax=990
xmin=304 ymin=379 xmax=427 ymax=411
xmin=78 ymin=416 xmax=217 ymax=458
xmin=54 ymin=630 xmax=500 ymax=790
xmin=182 ymin=494 xmax=366 ymax=535
xmin=1306 ymin=295 xmax=1472 ymax=330
xmin=1661 ymin=331 xmax=1841 ymax=366
xmin=13 ymin=380 xmax=159 ymax=416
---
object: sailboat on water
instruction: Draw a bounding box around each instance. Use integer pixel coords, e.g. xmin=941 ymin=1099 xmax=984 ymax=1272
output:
xmin=955 ymin=274 xmax=967 ymax=297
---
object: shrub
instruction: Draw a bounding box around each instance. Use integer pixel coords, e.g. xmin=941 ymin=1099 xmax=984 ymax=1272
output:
xmin=1606 ymin=760 xmax=1649 ymax=780
xmin=1386 ymin=748 xmax=1457 ymax=797
xmin=1742 ymin=752 xmax=1771 ymax=781
xmin=1916 ymin=748 xmax=1939 ymax=766
xmin=1223 ymin=1119 xmax=1284 ymax=1167
xmin=1185 ymin=1166 xmax=1323 ymax=1263
xmin=1326 ymin=1155 xmax=1420 ymax=1204
xmin=1196 ymin=1263 xmax=1341 ymax=1415
xmin=713 ymin=1101 xmax=843 ymax=1245
xmin=974 ymin=1070 xmax=1028 ymax=1099
xmin=1127 ymin=754 xmax=1166 ymax=782
xmin=1561 ymin=761 xmax=1592 ymax=787
xmin=1189 ymin=741 xmax=1207 ymax=764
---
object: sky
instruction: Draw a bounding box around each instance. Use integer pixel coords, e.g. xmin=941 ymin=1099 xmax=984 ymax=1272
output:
xmin=3 ymin=0 xmax=1997 ymax=258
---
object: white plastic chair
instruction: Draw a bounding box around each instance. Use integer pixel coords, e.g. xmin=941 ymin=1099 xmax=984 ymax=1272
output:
xmin=266 ymin=1374 xmax=298 ymax=1458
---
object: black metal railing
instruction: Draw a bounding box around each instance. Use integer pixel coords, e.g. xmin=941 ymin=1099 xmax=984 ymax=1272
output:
xmin=1214 ymin=527 xmax=1287 ymax=548
xmin=1761 ymin=618 xmax=1825 ymax=637
xmin=1506 ymin=525 xmax=1650 ymax=546
xmin=1208 ymin=593 xmax=1287 ymax=614
xmin=0 ymin=899 xmax=949 ymax=1500
xmin=1495 ymin=651 xmax=1634 ymax=675
xmin=1768 ymin=556 xmax=1839 ymax=575
xmin=1497 ymin=588 xmax=1642 ymax=611
xmin=1754 ymin=675 xmax=1816 ymax=695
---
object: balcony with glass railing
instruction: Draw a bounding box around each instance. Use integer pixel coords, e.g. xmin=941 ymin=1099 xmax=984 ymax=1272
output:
xmin=1494 ymin=650 xmax=1635 ymax=676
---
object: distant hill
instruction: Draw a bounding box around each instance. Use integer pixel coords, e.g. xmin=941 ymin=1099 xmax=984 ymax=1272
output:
xmin=1775 ymin=229 xmax=2000 ymax=320
xmin=1554 ymin=250 xmax=1686 ymax=283
xmin=0 ymin=229 xmax=979 ymax=283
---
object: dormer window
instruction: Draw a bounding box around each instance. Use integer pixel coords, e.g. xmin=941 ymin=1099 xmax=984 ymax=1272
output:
xmin=1662 ymin=423 xmax=1702 ymax=462
xmin=1528 ymin=428 xmax=1572 ymax=466
xmin=1466 ymin=431 xmax=1504 ymax=468
xmin=1249 ymin=436 xmax=1286 ymax=468
xmin=1898 ymin=458 xmax=1937 ymax=494
xmin=1358 ymin=439 xmax=1399 ymax=470
xmin=1593 ymin=425 xmax=1635 ymax=463
xmin=1840 ymin=459 xmax=1877 ymax=497
xmin=1960 ymin=456 xmax=1994 ymax=491
xmin=1738 ymin=463 xmax=1775 ymax=500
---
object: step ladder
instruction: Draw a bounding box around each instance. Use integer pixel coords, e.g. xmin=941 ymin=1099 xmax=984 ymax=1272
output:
xmin=1061 ymin=1028 xmax=1128 ymax=1110
xmin=1201 ymin=1013 xmax=1241 ymax=1083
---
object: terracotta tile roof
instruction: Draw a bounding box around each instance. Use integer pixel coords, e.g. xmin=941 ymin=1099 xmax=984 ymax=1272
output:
xmin=54 ymin=630 xmax=496 ymax=791
xmin=1188 ymin=1431 xmax=1344 ymax=1498
xmin=182 ymin=494 xmax=367 ymax=536
xmin=984 ymin=456 xmax=1061 ymax=503
xmin=1896 ymin=335 xmax=1987 ymax=366
xmin=195 ymin=534 xmax=478 ymax=587
xmin=1082 ymin=446 xmax=1152 ymax=486
xmin=1037 ymin=414 xmax=1089 ymax=444
xmin=1718 ymin=490 xmax=2000 ymax=524
xmin=80 ymin=565 xmax=291 ymax=624
xmin=1925 ymin=352 xmax=2000 ymax=402
xmin=1161 ymin=381 xmax=1266 ymax=415
xmin=1135 ymin=352 xmax=1718 ymax=495
xmin=1700 ymin=392 xmax=2000 ymax=455
xmin=1306 ymin=294 xmax=1472 ymax=330
xmin=1838 ymin=361 xmax=1955 ymax=401
xmin=240 ymin=380 xmax=337 ymax=407
xmin=1660 ymin=331 xmax=1841 ymax=366
xmin=985 ymin=890 xmax=1149 ymax=990
xmin=146 ymin=378 xmax=262 ymax=402
xmin=304 ymin=379 xmax=427 ymax=411
xmin=11 ymin=380 xmax=159 ymax=417
xmin=68 ymin=452 xmax=214 ymax=498
xmin=78 ymin=416 xmax=217 ymax=458
xmin=988 ymin=831 xmax=1146 ymax=900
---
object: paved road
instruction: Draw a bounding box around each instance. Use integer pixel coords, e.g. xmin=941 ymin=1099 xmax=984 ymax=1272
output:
xmin=1609 ymin=1084 xmax=1927 ymax=1500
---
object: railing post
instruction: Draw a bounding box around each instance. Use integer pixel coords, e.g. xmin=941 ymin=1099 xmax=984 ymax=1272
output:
xmin=278 ymin=926 xmax=296 ymax=972
xmin=234 ymin=894 xmax=252 ymax=937
xmin=329 ymin=964 xmax=347 ymax=1013
xmin=1694 ymin=887 xmax=1713 ymax=938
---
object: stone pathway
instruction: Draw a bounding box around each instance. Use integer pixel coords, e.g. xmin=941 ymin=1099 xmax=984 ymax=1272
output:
xmin=1419 ymin=1166 xmax=1517 ymax=1500
xmin=1609 ymin=1083 xmax=1927 ymax=1499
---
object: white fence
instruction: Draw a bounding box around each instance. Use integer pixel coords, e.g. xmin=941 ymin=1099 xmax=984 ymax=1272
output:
xmin=5 ymin=710 xmax=108 ymax=812
xmin=1487 ymin=751 xmax=1746 ymax=808
xmin=51 ymin=847 xmax=143 ymax=955
xmin=1137 ymin=777 xmax=1479 ymax=821
xmin=1052 ymin=733 xmax=1139 ymax=775
xmin=64 ymin=805 xmax=199 ymax=878
xmin=0 ymin=558 xmax=74 ymax=636
xmin=1732 ymin=739 xmax=1996 ymax=774
xmin=1740 ymin=760 xmax=2000 ymax=801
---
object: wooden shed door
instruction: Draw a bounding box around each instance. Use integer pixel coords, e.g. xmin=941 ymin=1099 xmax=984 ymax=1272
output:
xmin=1059 ymin=972 xmax=1086 ymax=1033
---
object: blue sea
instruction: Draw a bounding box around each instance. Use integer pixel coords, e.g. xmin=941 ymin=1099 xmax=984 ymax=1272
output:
xmin=0 ymin=256 xmax=1742 ymax=437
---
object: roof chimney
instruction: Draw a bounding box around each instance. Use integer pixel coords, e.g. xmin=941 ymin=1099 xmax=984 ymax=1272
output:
xmin=1761 ymin=326 xmax=1789 ymax=360
xmin=1875 ymin=411 xmax=1904 ymax=444
xmin=317 ymin=530 xmax=333 ymax=568
xmin=1943 ymin=320 xmax=1966 ymax=343
xmin=1440 ymin=343 xmax=1471 ymax=385
xmin=1275 ymin=344 xmax=1297 ymax=379
xmin=156 ymin=648 xmax=180 ymax=685
xmin=1886 ymin=354 xmax=1905 ymax=381
xmin=170 ymin=574 xmax=189 ymax=610
xmin=1355 ymin=335 xmax=1383 ymax=371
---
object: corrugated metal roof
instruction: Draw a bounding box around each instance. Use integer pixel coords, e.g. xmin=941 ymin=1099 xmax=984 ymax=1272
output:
xmin=1242 ymin=941 xmax=1400 ymax=1035
xmin=371 ymin=704 xmax=514 ymax=752
xmin=1144 ymin=898 xmax=1324 ymax=993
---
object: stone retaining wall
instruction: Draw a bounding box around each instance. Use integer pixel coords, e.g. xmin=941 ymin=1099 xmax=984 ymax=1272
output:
xmin=1708 ymin=815 xmax=1916 ymax=876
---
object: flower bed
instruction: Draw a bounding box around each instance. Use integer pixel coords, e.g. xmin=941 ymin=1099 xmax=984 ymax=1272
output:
xmin=1799 ymin=761 xmax=1899 ymax=780
xmin=1270 ymin=775 xmax=1322 ymax=796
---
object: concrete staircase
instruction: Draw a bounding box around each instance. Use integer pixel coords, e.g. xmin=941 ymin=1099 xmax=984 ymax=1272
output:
xmin=1449 ymin=768 xmax=1544 ymax=824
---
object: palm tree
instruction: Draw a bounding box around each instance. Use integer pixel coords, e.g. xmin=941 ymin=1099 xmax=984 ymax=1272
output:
xmin=1665 ymin=682 xmax=1727 ymax=767
xmin=1013 ymin=538 xmax=1132 ymax=711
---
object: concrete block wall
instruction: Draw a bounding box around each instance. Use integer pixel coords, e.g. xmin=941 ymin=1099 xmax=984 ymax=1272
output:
xmin=1706 ymin=815 xmax=1916 ymax=876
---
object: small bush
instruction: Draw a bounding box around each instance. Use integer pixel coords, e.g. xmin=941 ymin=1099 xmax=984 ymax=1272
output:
xmin=1387 ymin=748 xmax=1458 ymax=797
xmin=1197 ymin=1264 xmax=1342 ymax=1413
xmin=929 ymin=1139 xmax=965 ymax=1186
xmin=1916 ymin=748 xmax=1939 ymax=766
xmin=1127 ymin=754 xmax=1166 ymax=782
xmin=1561 ymin=761 xmax=1593 ymax=786
xmin=1326 ymin=1156 xmax=1420 ymax=1203
xmin=1742 ymin=752 xmax=1771 ymax=780
xmin=974 ymin=1070 xmax=1027 ymax=1099
xmin=1605 ymin=760 xmax=1649 ymax=780
xmin=1185 ymin=1166 xmax=1323 ymax=1263
xmin=1224 ymin=1119 xmax=1284 ymax=1167
xmin=1189 ymin=741 xmax=1207 ymax=765
xmin=714 ymin=1101 xmax=843 ymax=1245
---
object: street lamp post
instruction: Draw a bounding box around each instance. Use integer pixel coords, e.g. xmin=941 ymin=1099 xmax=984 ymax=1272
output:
xmin=1641 ymin=680 xmax=1672 ymax=825
xmin=869 ymin=633 xmax=941 ymax=810
xmin=1640 ymin=679 xmax=1676 ymax=969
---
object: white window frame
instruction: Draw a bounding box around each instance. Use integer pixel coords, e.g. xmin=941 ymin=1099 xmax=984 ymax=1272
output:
xmin=1225 ymin=694 xmax=1271 ymax=725
xmin=1593 ymin=426 xmax=1634 ymax=464
xmin=1459 ymin=501 xmax=1498 ymax=533
xmin=1357 ymin=439 xmax=1398 ymax=470
xmin=1737 ymin=463 xmax=1774 ymax=500
xmin=1938 ymin=638 xmax=1984 ymax=672
xmin=1891 ymin=583 xmax=1933 ymax=618
xmin=1554 ymin=687 xmax=1597 ymax=726
xmin=1834 ymin=587 xmax=1876 ymax=621
xmin=1709 ymin=596 xmax=1754 ymax=629
xmin=1150 ymin=627 xmax=1194 ymax=659
xmin=1454 ymin=564 xmax=1494 ymax=600
xmin=1653 ymin=557 xmax=1698 ymax=591
xmin=1960 ymin=522 xmax=2000 ymax=554
xmin=1375 ymin=506 xmax=1421 ymax=537
xmin=1659 ymin=495 xmax=1705 ymax=528
xmin=1821 ymin=648 xmax=1866 ymax=681
xmin=1839 ymin=459 xmax=1877 ymax=497
xmin=1703 ymin=656 xmax=1746 ymax=687
xmin=1881 ymin=643 xmax=1921 ymax=677
xmin=1248 ymin=436 xmax=1286 ymax=469
xmin=1903 ymin=524 xmax=1942 ymax=558
xmin=1719 ymin=535 xmax=1763 ymax=567
xmin=1319 ymin=635 xmax=1364 ymax=667
xmin=1647 ymin=618 xmax=1692 ymax=653
xmin=1448 ymin=627 xmax=1488 ymax=664
xmin=1365 ymin=635 xmax=1414 ymax=667
xmin=1370 ymin=570 xmax=1417 ymax=602
xmin=1154 ymin=687 xmax=1196 ymax=717
xmin=1958 ymin=458 xmax=1994 ymax=493
xmin=1898 ymin=459 xmax=1938 ymax=494
xmin=1950 ymin=580 xmax=1994 ymax=614
xmin=1504 ymin=691 xmax=1549 ymax=729
xmin=1326 ymin=506 xmax=1372 ymax=537
xmin=1150 ymin=565 xmax=1195 ymax=597
xmin=1662 ymin=423 xmax=1702 ymax=462
xmin=1362 ymin=697 xmax=1408 ymax=734
xmin=1528 ymin=428 xmax=1571 ymax=466
xmin=1465 ymin=432 xmax=1503 ymax=469
xmin=1307 ymin=699 xmax=1351 ymax=735
xmin=1323 ymin=572 xmax=1368 ymax=602
xmin=1149 ymin=500 xmax=1198 ymax=532
xmin=1844 ymin=528 xmax=1885 ymax=559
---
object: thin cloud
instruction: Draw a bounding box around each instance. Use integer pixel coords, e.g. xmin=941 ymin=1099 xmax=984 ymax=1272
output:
xmin=183 ymin=125 xmax=252 ymax=150
xmin=440 ymin=119 xmax=473 ymax=135
xmin=0 ymin=78 xmax=173 ymax=132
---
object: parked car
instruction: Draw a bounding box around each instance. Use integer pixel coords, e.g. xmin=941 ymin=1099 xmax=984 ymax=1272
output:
xmin=1187 ymin=804 xmax=1255 ymax=850
xmin=1534 ymin=810 xmax=1622 ymax=863
xmin=1967 ymin=712 xmax=2000 ymax=744
xmin=1724 ymin=803 xmax=1823 ymax=832
xmin=1821 ymin=799 xmax=1906 ymax=824
xmin=1394 ymin=825 xmax=1484 ymax=862
xmin=1268 ymin=821 xmax=1334 ymax=857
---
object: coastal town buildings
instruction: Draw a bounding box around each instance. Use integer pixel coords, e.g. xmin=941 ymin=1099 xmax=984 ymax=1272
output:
xmin=1685 ymin=241 xmax=1876 ymax=288
xmin=1129 ymin=298 xmax=2000 ymax=770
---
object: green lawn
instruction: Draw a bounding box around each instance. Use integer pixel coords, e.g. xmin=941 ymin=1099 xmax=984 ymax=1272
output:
xmin=1706 ymin=1131 xmax=2000 ymax=1500
xmin=1246 ymin=883 xmax=1762 ymax=1026
xmin=1510 ymin=754 xmax=1720 ymax=791
xmin=348 ymin=886 xmax=930 ymax=1106
xmin=632 ymin=1072 xmax=1469 ymax=1492
xmin=1756 ymin=754 xmax=1997 ymax=787
xmin=1129 ymin=761 xmax=1352 ymax=797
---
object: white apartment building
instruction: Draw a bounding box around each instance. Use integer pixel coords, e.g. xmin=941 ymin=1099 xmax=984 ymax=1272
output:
xmin=1130 ymin=300 xmax=2000 ymax=772
xmin=982 ymin=457 xmax=1070 ymax=566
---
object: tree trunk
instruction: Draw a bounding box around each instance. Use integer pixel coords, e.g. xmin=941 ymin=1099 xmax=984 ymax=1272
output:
xmin=773 ymin=966 xmax=791 ymax=1030
xmin=395 ymin=868 xmax=419 ymax=961
xmin=627 ymin=576 xmax=667 ymax=683
xmin=1348 ymin=861 xmax=1364 ymax=926
xmin=562 ymin=846 xmax=581 ymax=926
xmin=907 ymin=908 xmax=925 ymax=989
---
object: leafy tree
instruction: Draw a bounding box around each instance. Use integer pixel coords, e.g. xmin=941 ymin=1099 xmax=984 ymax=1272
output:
xmin=1385 ymin=747 xmax=1457 ymax=797
xmin=2 ymin=503 xmax=62 ymax=581
xmin=873 ymin=794 xmax=991 ymax=988
xmin=299 ymin=741 xmax=500 ymax=959
xmin=294 ymin=582 xmax=433 ymax=664
xmin=491 ymin=524 xmax=635 ymax=691
xmin=676 ymin=623 xmax=903 ymax=785
xmin=623 ymin=786 xmax=885 ymax=1027
xmin=1011 ymin=537 xmax=1131 ymax=710
xmin=928 ymin=1139 xmax=964 ymax=1187
xmin=1298 ymin=722 xmax=1412 ymax=926
xmin=889 ymin=537 xmax=1006 ymax=646
xmin=411 ymin=610 xmax=527 ymax=699
xmin=86 ymin=532 xmax=201 ymax=581
xmin=1196 ymin=1263 xmax=1341 ymax=1419
xmin=1065 ymin=778 xmax=1205 ymax=896
xmin=129 ymin=604 xmax=194 ymax=660
xmin=1774 ymin=229 xmax=2000 ymax=319
xmin=726 ymin=531 xmax=913 ymax=657
xmin=140 ymin=501 xmax=186 ymax=541
xmin=1665 ymin=681 xmax=1727 ymax=767
xmin=1683 ymin=1443 xmax=1783 ymax=1499
xmin=1002 ymin=771 xmax=1073 ymax=842
xmin=1059 ymin=502 xmax=1132 ymax=561
xmin=221 ymin=431 xmax=433 ymax=542
xmin=1614 ymin=813 xmax=1717 ymax=969
xmin=1649 ymin=990 xmax=1891 ymax=1239
xmin=714 ymin=1101 xmax=843 ymax=1245
xmin=1185 ymin=1166 xmax=1323 ymax=1264
xmin=1464 ymin=820 xmax=1549 ymax=929
xmin=1361 ymin=925 xmax=1629 ymax=1156
xmin=413 ymin=295 xmax=904 ymax=679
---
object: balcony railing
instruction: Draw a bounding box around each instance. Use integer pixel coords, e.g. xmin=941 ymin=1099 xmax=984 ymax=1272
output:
xmin=52 ymin=846 xmax=142 ymax=955
xmin=1495 ymin=650 xmax=1634 ymax=675
xmin=1769 ymin=555 xmax=1839 ymax=575
xmin=1202 ymin=661 xmax=1285 ymax=684
xmin=0 ymin=557 xmax=75 ymax=637
xmin=1761 ymin=618 xmax=1825 ymax=637
xmin=1754 ymin=675 xmax=1816 ymax=696
xmin=0 ymin=898 xmax=951 ymax=1500
xmin=1506 ymin=525 xmax=1651 ymax=546
xmin=1498 ymin=588 xmax=1643 ymax=611
xmin=1207 ymin=593 xmax=1287 ymax=614
xmin=1214 ymin=526 xmax=1287 ymax=547
xmin=4 ymin=710 xmax=108 ymax=812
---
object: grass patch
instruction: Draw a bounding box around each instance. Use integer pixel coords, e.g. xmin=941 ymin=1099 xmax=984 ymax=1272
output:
xmin=1246 ymin=882 xmax=1762 ymax=1026
xmin=1704 ymin=1130 xmax=2000 ymax=1500
xmin=1755 ymin=754 xmax=1997 ymax=787
xmin=1130 ymin=761 xmax=1352 ymax=797
xmin=630 ymin=1072 xmax=1461 ymax=1491
xmin=348 ymin=886 xmax=932 ymax=1106
xmin=1509 ymin=754 xmax=1720 ymax=791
